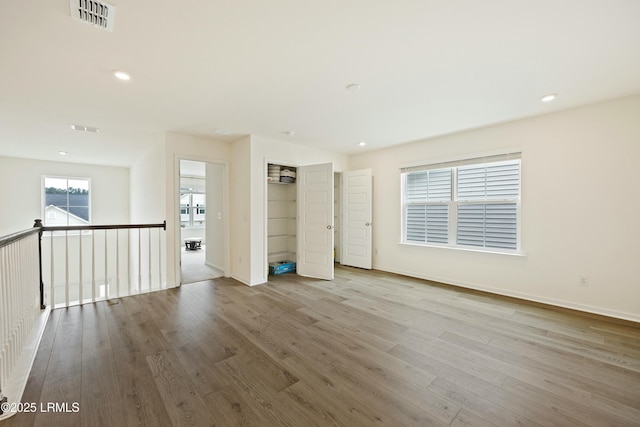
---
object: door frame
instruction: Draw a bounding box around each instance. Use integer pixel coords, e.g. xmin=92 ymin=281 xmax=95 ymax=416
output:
xmin=339 ymin=168 xmax=373 ymax=269
xmin=173 ymin=154 xmax=230 ymax=286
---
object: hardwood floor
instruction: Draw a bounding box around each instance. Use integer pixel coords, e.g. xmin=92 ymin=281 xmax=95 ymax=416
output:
xmin=2 ymin=266 xmax=639 ymax=426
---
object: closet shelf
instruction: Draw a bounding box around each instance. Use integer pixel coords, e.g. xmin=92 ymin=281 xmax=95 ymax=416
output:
xmin=268 ymin=250 xmax=296 ymax=258
xmin=268 ymin=163 xmax=297 ymax=277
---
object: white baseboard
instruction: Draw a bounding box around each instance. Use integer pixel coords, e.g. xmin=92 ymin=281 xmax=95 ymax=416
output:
xmin=373 ymin=264 xmax=640 ymax=324
xmin=205 ymin=261 xmax=224 ymax=271
xmin=230 ymin=274 xmax=265 ymax=286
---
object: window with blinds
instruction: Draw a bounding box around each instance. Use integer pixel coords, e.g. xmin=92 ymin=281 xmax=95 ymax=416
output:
xmin=405 ymin=169 xmax=451 ymax=244
xmin=401 ymin=154 xmax=521 ymax=253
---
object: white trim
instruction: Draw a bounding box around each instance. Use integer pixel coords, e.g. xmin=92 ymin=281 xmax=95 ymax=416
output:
xmin=41 ymin=175 xmax=92 ymax=226
xmin=173 ymin=154 xmax=231 ymax=286
xmin=373 ymin=264 xmax=640 ymax=324
xmin=231 ymin=273 xmax=265 ymax=287
xmin=398 ymin=241 xmax=527 ymax=257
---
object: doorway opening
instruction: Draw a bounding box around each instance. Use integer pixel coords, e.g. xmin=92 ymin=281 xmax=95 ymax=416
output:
xmin=179 ymin=159 xmax=225 ymax=284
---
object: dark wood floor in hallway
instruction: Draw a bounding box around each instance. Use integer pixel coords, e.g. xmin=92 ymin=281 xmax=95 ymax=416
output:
xmin=2 ymin=266 xmax=640 ymax=426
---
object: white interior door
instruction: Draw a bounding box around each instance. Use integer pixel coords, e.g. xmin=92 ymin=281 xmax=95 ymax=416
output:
xmin=297 ymin=163 xmax=334 ymax=280
xmin=341 ymin=169 xmax=372 ymax=269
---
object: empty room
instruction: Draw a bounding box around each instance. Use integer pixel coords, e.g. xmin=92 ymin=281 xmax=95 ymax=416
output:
xmin=1 ymin=1 xmax=639 ymax=426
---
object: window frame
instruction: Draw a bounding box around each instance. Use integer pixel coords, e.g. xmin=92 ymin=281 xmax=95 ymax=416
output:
xmin=401 ymin=154 xmax=522 ymax=254
xmin=179 ymin=191 xmax=206 ymax=228
xmin=42 ymin=175 xmax=92 ymax=227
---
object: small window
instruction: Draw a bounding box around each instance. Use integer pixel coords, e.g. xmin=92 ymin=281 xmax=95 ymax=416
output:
xmin=43 ymin=176 xmax=91 ymax=226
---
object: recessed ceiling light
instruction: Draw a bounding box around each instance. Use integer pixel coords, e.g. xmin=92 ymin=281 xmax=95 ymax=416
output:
xmin=541 ymin=93 xmax=557 ymax=103
xmin=58 ymin=151 xmax=68 ymax=155
xmin=283 ymin=130 xmax=295 ymax=136
xmin=358 ymin=141 xmax=366 ymax=146
xmin=346 ymin=83 xmax=361 ymax=92
xmin=113 ymin=70 xmax=131 ymax=81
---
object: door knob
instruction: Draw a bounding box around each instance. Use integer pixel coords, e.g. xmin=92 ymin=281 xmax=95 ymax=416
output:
xmin=327 ymin=225 xmax=333 ymax=230
xmin=365 ymin=222 xmax=370 ymax=226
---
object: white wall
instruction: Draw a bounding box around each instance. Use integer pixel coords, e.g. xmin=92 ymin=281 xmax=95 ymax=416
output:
xmin=0 ymin=156 xmax=129 ymax=236
xmin=230 ymin=136 xmax=252 ymax=284
xmin=349 ymin=95 xmax=640 ymax=321
xmin=206 ymin=162 xmax=225 ymax=270
xmin=130 ymin=142 xmax=166 ymax=224
xmin=250 ymin=135 xmax=349 ymax=285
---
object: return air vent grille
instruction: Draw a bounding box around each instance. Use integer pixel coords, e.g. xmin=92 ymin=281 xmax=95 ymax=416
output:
xmin=71 ymin=124 xmax=99 ymax=133
xmin=70 ymin=0 xmax=116 ymax=32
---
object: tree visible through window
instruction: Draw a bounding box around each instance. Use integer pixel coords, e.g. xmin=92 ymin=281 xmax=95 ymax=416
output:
xmin=43 ymin=177 xmax=90 ymax=226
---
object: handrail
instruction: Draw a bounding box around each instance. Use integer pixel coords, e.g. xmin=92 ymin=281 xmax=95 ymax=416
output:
xmin=0 ymin=227 xmax=40 ymax=249
xmin=42 ymin=220 xmax=166 ymax=232
xmin=38 ymin=219 xmax=168 ymax=308
xmin=1 ymin=219 xmax=167 ymax=310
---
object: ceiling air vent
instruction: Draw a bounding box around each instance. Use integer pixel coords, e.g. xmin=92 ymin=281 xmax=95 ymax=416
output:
xmin=71 ymin=124 xmax=99 ymax=133
xmin=70 ymin=0 xmax=116 ymax=32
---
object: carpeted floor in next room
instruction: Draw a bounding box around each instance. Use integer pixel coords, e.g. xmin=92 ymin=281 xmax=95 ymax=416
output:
xmin=181 ymin=245 xmax=223 ymax=284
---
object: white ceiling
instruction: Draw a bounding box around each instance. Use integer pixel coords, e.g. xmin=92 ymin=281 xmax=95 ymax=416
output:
xmin=1 ymin=0 xmax=639 ymax=167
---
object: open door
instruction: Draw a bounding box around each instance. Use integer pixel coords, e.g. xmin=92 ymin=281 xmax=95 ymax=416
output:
xmin=341 ymin=169 xmax=372 ymax=269
xmin=297 ymin=163 xmax=334 ymax=280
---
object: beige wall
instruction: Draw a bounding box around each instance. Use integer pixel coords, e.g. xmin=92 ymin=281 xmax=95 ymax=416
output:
xmin=349 ymin=95 xmax=640 ymax=321
xmin=7 ymin=96 xmax=638 ymax=321
xmin=0 ymin=156 xmax=129 ymax=236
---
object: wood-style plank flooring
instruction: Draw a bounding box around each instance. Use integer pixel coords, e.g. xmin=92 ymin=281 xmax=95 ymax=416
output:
xmin=2 ymin=266 xmax=640 ymax=426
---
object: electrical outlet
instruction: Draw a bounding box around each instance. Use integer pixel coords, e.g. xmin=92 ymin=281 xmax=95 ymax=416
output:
xmin=579 ymin=276 xmax=589 ymax=287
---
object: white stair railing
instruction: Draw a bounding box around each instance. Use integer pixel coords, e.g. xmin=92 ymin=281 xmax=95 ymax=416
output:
xmin=0 ymin=219 xmax=166 ymax=419
xmin=0 ymin=226 xmax=43 ymax=419
xmin=40 ymin=221 xmax=167 ymax=308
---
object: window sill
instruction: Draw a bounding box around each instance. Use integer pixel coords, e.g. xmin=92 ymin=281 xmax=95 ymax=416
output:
xmin=398 ymin=241 xmax=527 ymax=258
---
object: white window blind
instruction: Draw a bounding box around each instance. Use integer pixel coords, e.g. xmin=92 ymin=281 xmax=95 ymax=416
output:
xmin=404 ymin=169 xmax=451 ymax=244
xmin=402 ymin=154 xmax=521 ymax=253
xmin=457 ymin=203 xmax=518 ymax=249
xmin=457 ymin=161 xmax=520 ymax=201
